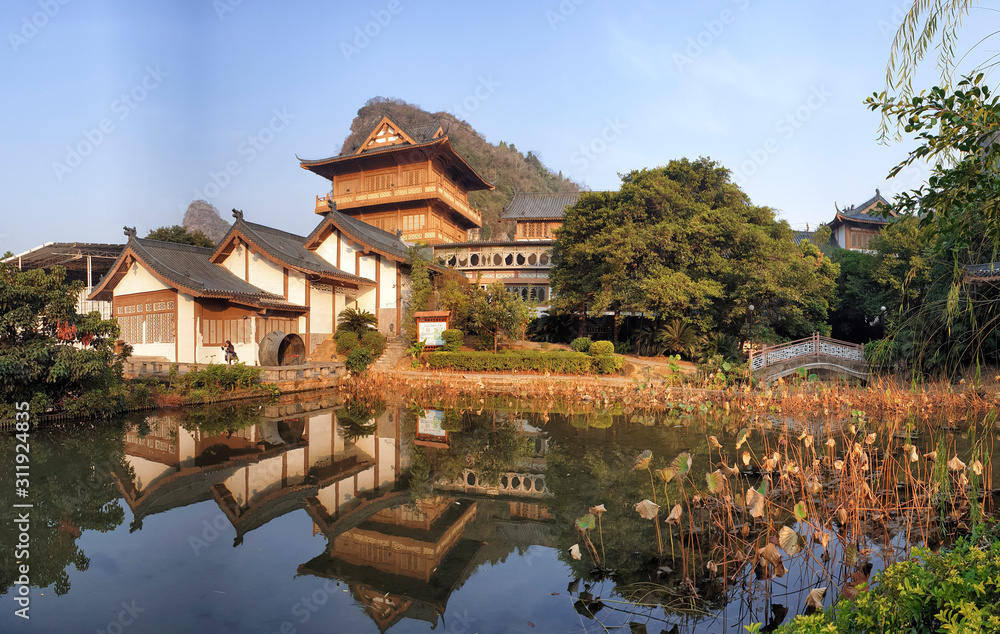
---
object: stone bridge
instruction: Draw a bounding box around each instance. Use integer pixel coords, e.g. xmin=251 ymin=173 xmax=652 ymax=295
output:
xmin=750 ymin=333 xmax=868 ymax=382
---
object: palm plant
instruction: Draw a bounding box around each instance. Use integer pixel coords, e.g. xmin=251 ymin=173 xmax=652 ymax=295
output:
xmin=337 ymin=307 xmax=378 ymax=334
xmin=655 ymin=319 xmax=700 ymax=359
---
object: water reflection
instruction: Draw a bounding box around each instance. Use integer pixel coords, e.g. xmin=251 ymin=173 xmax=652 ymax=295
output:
xmin=3 ymin=394 xmax=998 ymax=633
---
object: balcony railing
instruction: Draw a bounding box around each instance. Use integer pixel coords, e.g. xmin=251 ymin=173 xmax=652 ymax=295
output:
xmin=316 ymin=180 xmax=482 ymax=227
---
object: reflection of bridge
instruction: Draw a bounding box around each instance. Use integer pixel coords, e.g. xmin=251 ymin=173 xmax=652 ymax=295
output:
xmin=750 ymin=333 xmax=868 ymax=382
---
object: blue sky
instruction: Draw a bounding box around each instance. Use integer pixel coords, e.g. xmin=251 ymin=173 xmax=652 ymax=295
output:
xmin=1 ymin=0 xmax=994 ymax=255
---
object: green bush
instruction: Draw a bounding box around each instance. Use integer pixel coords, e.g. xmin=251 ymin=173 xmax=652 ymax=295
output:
xmin=360 ymin=330 xmax=387 ymax=357
xmin=776 ymin=535 xmax=1000 ymax=633
xmin=345 ymin=347 xmax=374 ymax=374
xmin=571 ymin=336 xmax=593 ymax=353
xmin=592 ymin=354 xmax=623 ymax=374
xmin=589 ymin=340 xmax=614 ymax=356
xmin=426 ymin=350 xmax=595 ymax=374
xmin=335 ymin=330 xmax=359 ymax=356
xmin=441 ymin=328 xmax=464 ymax=352
xmin=180 ymin=363 xmax=262 ymax=393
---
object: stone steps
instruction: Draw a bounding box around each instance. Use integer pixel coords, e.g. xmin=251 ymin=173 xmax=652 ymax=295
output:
xmin=370 ymin=338 xmax=409 ymax=372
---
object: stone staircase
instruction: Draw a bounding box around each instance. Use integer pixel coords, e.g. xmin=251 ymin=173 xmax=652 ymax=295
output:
xmin=370 ymin=337 xmax=409 ymax=373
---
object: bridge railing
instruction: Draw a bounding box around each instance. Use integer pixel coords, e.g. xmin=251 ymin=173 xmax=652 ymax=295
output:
xmin=750 ymin=333 xmax=865 ymax=372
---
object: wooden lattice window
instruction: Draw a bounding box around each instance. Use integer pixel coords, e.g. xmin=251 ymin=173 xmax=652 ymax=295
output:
xmin=402 ymin=168 xmax=425 ymax=186
xmin=364 ymin=173 xmax=392 ymax=192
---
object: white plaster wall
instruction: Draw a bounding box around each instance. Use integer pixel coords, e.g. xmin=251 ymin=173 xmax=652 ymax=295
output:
xmin=114 ymin=263 xmax=170 ymax=296
xmin=314 ymin=231 xmax=339 ymax=269
xmin=288 ymin=270 xmax=306 ymax=305
xmin=246 ymin=455 xmax=284 ymax=502
xmin=356 ymin=287 xmax=377 ymax=316
xmin=219 ymin=244 xmax=246 ymax=280
xmin=177 ymin=293 xmax=196 ymax=363
xmin=248 ymin=251 xmax=284 ymax=296
xmin=357 ymin=466 xmax=375 ymax=493
xmin=334 ymin=290 xmax=346 ymax=333
xmin=315 ymin=483 xmax=340 ymax=517
xmin=311 ymin=287 xmax=334 ymax=333
xmin=835 ymin=226 xmax=847 ymax=249
xmin=358 ymin=254 xmax=377 ymax=282
xmin=135 ymin=342 xmax=174 ymax=360
xmin=340 ymin=237 xmax=357 ymax=276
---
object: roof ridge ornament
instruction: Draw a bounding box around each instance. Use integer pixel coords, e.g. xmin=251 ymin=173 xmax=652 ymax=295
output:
xmin=123 ymin=226 xmax=137 ymax=238
xmin=232 ymin=208 xmax=244 ymax=221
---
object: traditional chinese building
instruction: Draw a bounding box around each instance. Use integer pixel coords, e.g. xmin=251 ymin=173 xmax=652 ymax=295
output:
xmin=827 ymin=189 xmax=895 ymax=251
xmin=299 ymin=115 xmax=494 ymax=244
xmin=89 ymin=207 xmax=414 ymax=365
xmin=432 ymin=192 xmax=580 ymax=307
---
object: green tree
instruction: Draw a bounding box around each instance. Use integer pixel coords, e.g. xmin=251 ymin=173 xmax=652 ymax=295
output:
xmin=145 ymin=225 xmax=215 ymax=248
xmin=470 ymin=282 xmax=532 ymax=352
xmin=0 ymin=264 xmax=129 ymax=418
xmin=403 ymin=246 xmax=432 ymax=341
xmin=551 ymin=158 xmax=839 ymax=347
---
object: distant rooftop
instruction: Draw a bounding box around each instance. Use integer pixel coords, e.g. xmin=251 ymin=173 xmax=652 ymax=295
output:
xmin=500 ymin=192 xmax=581 ymax=221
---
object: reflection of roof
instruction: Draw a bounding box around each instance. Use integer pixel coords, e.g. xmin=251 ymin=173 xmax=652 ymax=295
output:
xmin=89 ymin=234 xmax=306 ymax=311
xmin=306 ymin=210 xmax=412 ymax=263
xmin=214 ymin=214 xmax=373 ymax=288
xmin=500 ymin=192 xmax=580 ymax=220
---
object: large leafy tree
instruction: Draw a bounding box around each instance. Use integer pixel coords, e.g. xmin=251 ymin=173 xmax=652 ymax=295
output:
xmin=470 ymin=282 xmax=533 ymax=352
xmin=550 ymin=158 xmax=838 ymax=345
xmin=0 ymin=264 xmax=129 ymax=418
xmin=145 ymin=225 xmax=215 ymax=248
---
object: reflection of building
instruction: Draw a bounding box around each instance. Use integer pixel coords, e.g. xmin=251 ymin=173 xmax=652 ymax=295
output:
xmin=113 ymin=393 xmax=405 ymax=543
xmin=826 ymin=190 xmax=895 ymax=252
xmin=433 ymin=192 xmax=580 ymax=309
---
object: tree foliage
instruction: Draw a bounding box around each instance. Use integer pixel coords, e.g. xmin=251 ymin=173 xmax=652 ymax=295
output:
xmin=0 ymin=264 xmax=130 ymax=418
xmin=550 ymin=158 xmax=839 ymax=346
xmin=867 ymin=75 xmax=1000 ymax=255
xmin=337 ymin=307 xmax=378 ymax=334
xmin=403 ymin=246 xmax=433 ymax=341
xmin=145 ymin=224 xmax=215 ymax=248
xmin=470 ymin=282 xmax=533 ymax=352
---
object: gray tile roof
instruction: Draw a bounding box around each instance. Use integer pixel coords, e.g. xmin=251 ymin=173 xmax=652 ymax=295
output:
xmin=835 ymin=190 xmax=893 ymax=224
xmin=132 ymin=238 xmax=282 ymax=299
xmin=500 ymin=192 xmax=580 ymax=220
xmin=404 ymin=119 xmax=443 ymax=143
xmin=965 ymin=262 xmax=1000 ymax=282
xmin=308 ymin=210 xmax=411 ymax=262
xmin=225 ymin=217 xmax=373 ymax=287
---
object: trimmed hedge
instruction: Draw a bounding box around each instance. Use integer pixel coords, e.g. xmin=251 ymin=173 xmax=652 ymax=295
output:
xmin=426 ymin=350 xmax=595 ymax=374
xmin=571 ymin=337 xmax=593 ymax=353
xmin=589 ymin=340 xmax=614 ymax=356
xmin=592 ymin=354 xmax=623 ymax=374
xmin=441 ymin=328 xmax=463 ymax=352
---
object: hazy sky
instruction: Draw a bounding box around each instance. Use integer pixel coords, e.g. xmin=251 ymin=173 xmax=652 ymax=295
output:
xmin=1 ymin=1 xmax=993 ymax=255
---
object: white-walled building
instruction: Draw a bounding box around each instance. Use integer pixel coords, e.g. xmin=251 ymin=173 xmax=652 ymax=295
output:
xmin=89 ymin=209 xmax=414 ymax=365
